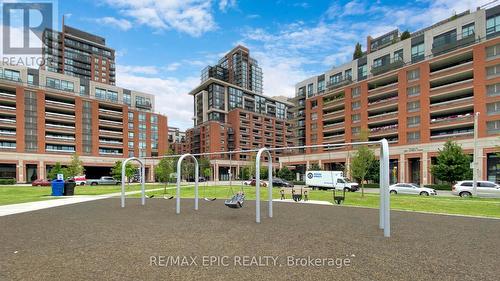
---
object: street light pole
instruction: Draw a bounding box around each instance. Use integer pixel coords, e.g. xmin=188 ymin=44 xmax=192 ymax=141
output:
xmin=472 ymin=112 xmax=479 ymax=197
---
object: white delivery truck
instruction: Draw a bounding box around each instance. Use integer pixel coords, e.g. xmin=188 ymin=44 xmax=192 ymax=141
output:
xmin=305 ymin=171 xmax=359 ymax=192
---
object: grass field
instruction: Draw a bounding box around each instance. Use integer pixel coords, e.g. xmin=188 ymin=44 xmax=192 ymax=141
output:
xmin=134 ymin=185 xmax=500 ymax=219
xmin=2 ymin=184 xmax=499 ymax=218
xmin=0 ymin=184 xmax=164 ymax=206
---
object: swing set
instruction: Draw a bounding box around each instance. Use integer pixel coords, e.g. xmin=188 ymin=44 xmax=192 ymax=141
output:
xmin=119 ymin=140 xmax=392 ymax=238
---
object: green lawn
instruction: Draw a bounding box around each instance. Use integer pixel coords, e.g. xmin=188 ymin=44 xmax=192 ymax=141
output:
xmin=134 ymin=185 xmax=500 ymax=219
xmin=2 ymin=184 xmax=499 ymax=219
xmin=0 ymin=184 xmax=164 ymax=206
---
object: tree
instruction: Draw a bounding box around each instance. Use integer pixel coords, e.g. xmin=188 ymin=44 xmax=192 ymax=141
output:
xmin=366 ymin=159 xmax=380 ymax=183
xmin=111 ymin=161 xmax=136 ymax=183
xmin=310 ymin=163 xmax=322 ymax=171
xmin=155 ymin=157 xmax=175 ymax=184
xmin=47 ymin=162 xmax=64 ymax=180
xmin=65 ymin=154 xmax=84 ymax=178
xmin=400 ymin=30 xmax=411 ymax=40
xmin=240 ymin=166 xmax=251 ymax=180
xmin=353 ymin=42 xmax=363 ymax=60
xmin=199 ymin=157 xmax=211 ymax=180
xmin=277 ymin=167 xmax=295 ymax=181
xmin=350 ymin=145 xmax=375 ymax=197
xmin=431 ymin=141 xmax=472 ymax=184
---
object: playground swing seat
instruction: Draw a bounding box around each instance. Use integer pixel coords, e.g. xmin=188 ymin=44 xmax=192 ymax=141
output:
xmin=224 ymin=192 xmax=245 ymax=209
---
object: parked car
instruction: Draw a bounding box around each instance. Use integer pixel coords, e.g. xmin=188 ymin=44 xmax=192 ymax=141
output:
xmin=389 ymin=183 xmax=437 ymax=196
xmin=32 ymin=179 xmax=51 ymax=186
xmin=86 ymin=176 xmax=120 ymax=186
xmin=72 ymin=175 xmax=86 ymax=186
xmin=272 ymin=178 xmax=294 ymax=187
xmin=452 ymin=181 xmax=500 ymax=197
xmin=250 ymin=179 xmax=267 ymax=187
xmin=243 ymin=179 xmax=253 ymax=185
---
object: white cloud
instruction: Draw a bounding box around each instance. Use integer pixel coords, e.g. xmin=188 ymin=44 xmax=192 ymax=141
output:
xmin=219 ymin=0 xmax=237 ymax=12
xmin=166 ymin=62 xmax=181 ymax=71
xmin=117 ymin=65 xmax=160 ymax=75
xmin=101 ymin=0 xmax=217 ymax=37
xmin=95 ymin=17 xmax=132 ymax=31
xmin=116 ymin=66 xmax=199 ymax=129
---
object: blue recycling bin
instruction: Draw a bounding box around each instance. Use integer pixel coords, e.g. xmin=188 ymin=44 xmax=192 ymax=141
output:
xmin=51 ymin=180 xmax=65 ymax=196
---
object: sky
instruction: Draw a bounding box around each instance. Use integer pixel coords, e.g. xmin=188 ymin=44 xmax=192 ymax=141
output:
xmin=50 ymin=0 xmax=494 ymax=129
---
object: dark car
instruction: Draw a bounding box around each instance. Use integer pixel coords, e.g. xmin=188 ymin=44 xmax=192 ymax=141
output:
xmin=272 ymin=178 xmax=294 ymax=187
xmin=32 ymin=179 xmax=51 ymax=186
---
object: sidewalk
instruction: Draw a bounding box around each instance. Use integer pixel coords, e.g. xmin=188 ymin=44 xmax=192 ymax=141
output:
xmin=0 ymin=187 xmax=165 ymax=217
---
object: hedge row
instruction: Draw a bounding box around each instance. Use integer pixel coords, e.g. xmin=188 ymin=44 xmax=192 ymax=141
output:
xmin=0 ymin=178 xmax=16 ymax=185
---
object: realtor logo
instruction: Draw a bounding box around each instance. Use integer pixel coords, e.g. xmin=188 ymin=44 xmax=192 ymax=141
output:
xmin=2 ymin=0 xmax=54 ymax=55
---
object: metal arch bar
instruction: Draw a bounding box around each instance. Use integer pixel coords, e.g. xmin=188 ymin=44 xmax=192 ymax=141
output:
xmin=176 ymin=153 xmax=199 ymax=214
xmin=121 ymin=157 xmax=146 ymax=208
xmin=255 ymin=147 xmax=273 ymax=223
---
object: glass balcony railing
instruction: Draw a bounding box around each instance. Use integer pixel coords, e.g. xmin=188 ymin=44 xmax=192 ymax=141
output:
xmin=371 ymin=57 xmax=404 ymax=76
xmin=431 ymin=32 xmax=476 ymax=55
xmin=326 ymin=76 xmax=352 ymax=90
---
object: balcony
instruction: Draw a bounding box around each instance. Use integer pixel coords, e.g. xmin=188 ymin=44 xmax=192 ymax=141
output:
xmin=368 ymin=96 xmax=398 ymax=110
xmin=0 ymin=105 xmax=16 ymax=114
xmin=430 ymin=130 xmax=473 ymax=140
xmin=99 ymin=108 xmax=122 ymax=116
xmin=369 ymin=124 xmax=398 ymax=137
xmin=323 ymin=122 xmax=345 ymax=132
xmin=429 ymin=79 xmax=473 ymax=97
xmin=135 ymin=101 xmax=152 ymax=110
xmin=431 ymin=32 xmax=476 ymax=56
xmin=371 ymin=57 xmax=404 ymax=76
xmin=0 ymin=91 xmax=16 ymax=100
xmin=430 ymin=96 xmax=473 ymax=113
xmin=326 ymin=76 xmax=352 ymax=90
xmin=430 ymin=113 xmax=474 ymax=129
xmin=323 ymin=109 xmax=345 ymax=121
xmin=45 ymin=99 xmax=75 ymax=109
xmin=0 ymin=118 xmax=16 ymax=127
xmin=45 ymin=111 xmax=75 ymax=120
xmin=323 ymin=133 xmax=345 ymax=143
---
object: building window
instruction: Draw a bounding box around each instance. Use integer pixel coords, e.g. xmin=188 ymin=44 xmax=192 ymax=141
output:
xmin=46 ymin=77 xmax=74 ymax=92
xmin=486 ymin=64 xmax=500 ymax=78
xmin=123 ymin=93 xmax=131 ymax=105
xmin=411 ymin=43 xmax=425 ymax=62
xmin=128 ymin=112 xmax=134 ymax=120
xmin=351 ymin=127 xmax=360 ymax=135
xmin=486 ymin=15 xmax=500 ymax=36
xmin=407 ymin=69 xmax=420 ymax=81
xmin=407 ymin=85 xmax=420 ymax=97
xmin=208 ymin=83 xmax=225 ymax=110
xmin=307 ymin=83 xmax=314 ymax=97
xmin=27 ymin=74 xmax=34 ymax=85
xmin=1 ymin=69 xmax=21 ymax=81
xmin=351 ymin=87 xmax=361 ymax=98
xmin=486 ymin=83 xmax=500 ymax=97
xmin=407 ymin=101 xmax=420 ymax=112
xmin=407 ymin=116 xmax=420 ymax=127
xmin=352 ymin=101 xmax=361 ymax=110
xmin=462 ymin=23 xmax=475 ymax=38
xmin=357 ymin=64 xmax=367 ymax=80
xmin=394 ymin=49 xmax=403 ymax=61
xmin=311 ymin=100 xmax=318 ymax=109
xmin=486 ymin=44 xmax=500 ymax=59
xmin=311 ymin=112 xmax=318 ymax=121
xmin=351 ymin=113 xmax=360 ymax=122
xmin=487 ymin=120 xmax=500 ymax=134
xmin=138 ymin=113 xmax=146 ymax=122
xmin=95 ymin=88 xmax=106 ymax=100
xmin=151 ymin=115 xmax=158 ymax=124
xmin=228 ymin=87 xmax=243 ymax=110
xmin=345 ymin=69 xmax=352 ymax=79
xmin=407 ymin=131 xmax=420 ymax=142
xmin=486 ymin=101 xmax=500 ymax=115
xmin=317 ymin=79 xmax=325 ymax=92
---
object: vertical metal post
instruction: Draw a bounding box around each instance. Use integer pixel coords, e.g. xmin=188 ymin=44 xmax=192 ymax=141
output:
xmin=379 ymin=146 xmax=384 ymax=230
xmin=473 ymin=112 xmax=479 ymax=196
xmin=176 ymin=156 xmax=182 ymax=214
xmin=255 ymin=154 xmax=261 ymax=223
xmin=381 ymin=139 xmax=390 ymax=237
xmin=194 ymin=161 xmax=199 ymax=211
xmin=141 ymin=163 xmax=145 ymax=205
xmin=121 ymin=159 xmax=127 ymax=208
xmin=268 ymin=153 xmax=273 ymax=218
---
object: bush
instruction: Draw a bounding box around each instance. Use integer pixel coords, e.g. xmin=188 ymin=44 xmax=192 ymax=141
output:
xmin=364 ymin=183 xmax=380 ymax=188
xmin=424 ymin=184 xmax=452 ymax=191
xmin=0 ymin=178 xmax=16 ymax=185
xmin=292 ymin=181 xmax=305 ymax=185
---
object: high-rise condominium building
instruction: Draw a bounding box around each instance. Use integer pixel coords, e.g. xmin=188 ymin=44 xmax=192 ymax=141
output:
xmin=0 ymin=63 xmax=168 ymax=183
xmin=286 ymin=5 xmax=500 ymax=185
xmin=189 ymin=45 xmax=293 ymax=180
xmin=168 ymin=127 xmax=189 ymax=154
xmin=42 ymin=20 xmax=116 ymax=93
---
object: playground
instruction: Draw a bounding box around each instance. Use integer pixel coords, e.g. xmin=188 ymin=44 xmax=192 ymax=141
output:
xmin=1 ymin=198 xmax=499 ymax=280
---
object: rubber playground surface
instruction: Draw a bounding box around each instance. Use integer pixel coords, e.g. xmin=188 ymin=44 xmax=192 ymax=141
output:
xmin=1 ymin=198 xmax=499 ymax=280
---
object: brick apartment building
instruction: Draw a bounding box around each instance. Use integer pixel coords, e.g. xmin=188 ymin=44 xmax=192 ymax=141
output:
xmin=188 ymin=46 xmax=294 ymax=180
xmin=0 ymin=24 xmax=168 ymax=183
xmin=285 ymin=5 xmax=500 ymax=185
xmin=168 ymin=127 xmax=189 ymax=154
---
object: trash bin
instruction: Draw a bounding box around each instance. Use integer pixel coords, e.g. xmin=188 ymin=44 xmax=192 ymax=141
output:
xmin=63 ymin=180 xmax=76 ymax=196
xmin=51 ymin=179 xmax=65 ymax=196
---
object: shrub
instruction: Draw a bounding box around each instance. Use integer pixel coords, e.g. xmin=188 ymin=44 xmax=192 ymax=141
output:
xmin=0 ymin=178 xmax=16 ymax=185
xmin=424 ymin=184 xmax=452 ymax=191
xmin=292 ymin=181 xmax=305 ymax=185
xmin=364 ymin=183 xmax=380 ymax=188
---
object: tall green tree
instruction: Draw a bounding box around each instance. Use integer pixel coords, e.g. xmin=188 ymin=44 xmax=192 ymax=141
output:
xmin=353 ymin=42 xmax=363 ymax=60
xmin=65 ymin=154 xmax=85 ymax=178
xmin=277 ymin=167 xmax=295 ymax=181
xmin=47 ymin=162 xmax=64 ymax=180
xmin=111 ymin=161 xmax=136 ymax=183
xmin=155 ymin=157 xmax=175 ymax=184
xmin=400 ymin=30 xmax=411 ymax=40
xmin=431 ymin=141 xmax=472 ymax=184
xmin=350 ymin=145 xmax=375 ymax=197
xmin=199 ymin=157 xmax=211 ymax=180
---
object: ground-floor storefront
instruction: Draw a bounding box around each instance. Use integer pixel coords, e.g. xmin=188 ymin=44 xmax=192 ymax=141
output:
xmin=0 ymin=152 xmax=159 ymax=183
xmin=280 ymin=138 xmax=500 ymax=185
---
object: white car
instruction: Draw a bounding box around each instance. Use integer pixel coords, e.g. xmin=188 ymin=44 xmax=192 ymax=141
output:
xmin=389 ymin=183 xmax=437 ymax=196
xmin=452 ymin=181 xmax=500 ymax=197
xmin=243 ymin=180 xmax=252 ymax=185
